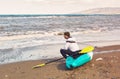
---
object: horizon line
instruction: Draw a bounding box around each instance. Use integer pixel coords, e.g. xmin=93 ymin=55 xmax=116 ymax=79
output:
xmin=0 ymin=14 xmax=120 ymax=16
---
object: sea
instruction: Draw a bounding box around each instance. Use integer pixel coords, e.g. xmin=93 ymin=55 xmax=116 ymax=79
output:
xmin=0 ymin=14 xmax=120 ymax=64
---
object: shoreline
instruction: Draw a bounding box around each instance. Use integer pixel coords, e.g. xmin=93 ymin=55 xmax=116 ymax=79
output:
xmin=0 ymin=45 xmax=120 ymax=79
xmin=0 ymin=44 xmax=120 ymax=65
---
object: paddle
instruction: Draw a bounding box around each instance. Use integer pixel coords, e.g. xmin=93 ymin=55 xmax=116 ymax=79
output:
xmin=32 ymin=57 xmax=63 ymax=69
xmin=32 ymin=46 xmax=94 ymax=69
xmin=80 ymin=46 xmax=94 ymax=53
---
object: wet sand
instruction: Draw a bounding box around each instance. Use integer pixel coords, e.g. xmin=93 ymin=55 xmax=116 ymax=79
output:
xmin=0 ymin=45 xmax=120 ymax=79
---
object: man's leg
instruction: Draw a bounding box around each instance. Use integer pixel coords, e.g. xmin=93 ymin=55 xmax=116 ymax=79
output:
xmin=60 ymin=49 xmax=71 ymax=59
xmin=71 ymin=50 xmax=81 ymax=59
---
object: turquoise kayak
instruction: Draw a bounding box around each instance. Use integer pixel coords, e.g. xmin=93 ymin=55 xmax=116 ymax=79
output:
xmin=66 ymin=52 xmax=93 ymax=69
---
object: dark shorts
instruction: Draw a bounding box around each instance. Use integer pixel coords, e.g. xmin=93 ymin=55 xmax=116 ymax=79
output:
xmin=60 ymin=49 xmax=81 ymax=59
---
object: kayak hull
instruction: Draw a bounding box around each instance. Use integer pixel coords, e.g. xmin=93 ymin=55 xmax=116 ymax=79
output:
xmin=66 ymin=52 xmax=93 ymax=69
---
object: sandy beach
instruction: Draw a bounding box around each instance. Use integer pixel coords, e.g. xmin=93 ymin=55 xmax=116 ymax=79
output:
xmin=0 ymin=45 xmax=120 ymax=79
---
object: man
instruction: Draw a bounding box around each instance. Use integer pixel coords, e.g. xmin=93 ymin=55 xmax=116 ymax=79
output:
xmin=60 ymin=32 xmax=80 ymax=59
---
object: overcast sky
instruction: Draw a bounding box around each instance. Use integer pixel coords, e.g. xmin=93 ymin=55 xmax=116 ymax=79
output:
xmin=0 ymin=0 xmax=120 ymax=14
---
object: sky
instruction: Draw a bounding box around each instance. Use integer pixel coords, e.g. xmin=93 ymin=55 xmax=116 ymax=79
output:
xmin=0 ymin=0 xmax=120 ymax=14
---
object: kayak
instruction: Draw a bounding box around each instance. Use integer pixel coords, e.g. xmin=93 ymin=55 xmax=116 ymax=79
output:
xmin=66 ymin=52 xmax=93 ymax=69
xmin=32 ymin=46 xmax=94 ymax=69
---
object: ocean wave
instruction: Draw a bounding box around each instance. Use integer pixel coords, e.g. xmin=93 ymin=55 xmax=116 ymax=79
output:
xmin=0 ymin=15 xmax=120 ymax=64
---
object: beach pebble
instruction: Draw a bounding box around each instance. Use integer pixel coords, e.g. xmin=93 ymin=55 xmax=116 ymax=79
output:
xmin=5 ymin=75 xmax=8 ymax=78
xmin=91 ymin=64 xmax=95 ymax=67
xmin=111 ymin=60 xmax=117 ymax=63
xmin=66 ymin=72 xmax=70 ymax=76
xmin=111 ymin=77 xmax=120 ymax=79
xmin=96 ymin=58 xmax=103 ymax=61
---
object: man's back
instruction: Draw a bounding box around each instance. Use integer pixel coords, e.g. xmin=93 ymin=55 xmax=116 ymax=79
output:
xmin=64 ymin=37 xmax=80 ymax=52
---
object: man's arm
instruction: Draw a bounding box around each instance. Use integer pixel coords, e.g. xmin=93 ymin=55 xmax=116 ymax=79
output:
xmin=63 ymin=42 xmax=70 ymax=50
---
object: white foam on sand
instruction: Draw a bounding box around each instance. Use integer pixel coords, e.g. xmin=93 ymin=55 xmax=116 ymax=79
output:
xmin=0 ymin=30 xmax=120 ymax=64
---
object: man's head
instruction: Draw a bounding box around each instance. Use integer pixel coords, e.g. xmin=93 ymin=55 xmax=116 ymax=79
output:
xmin=64 ymin=32 xmax=70 ymax=39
